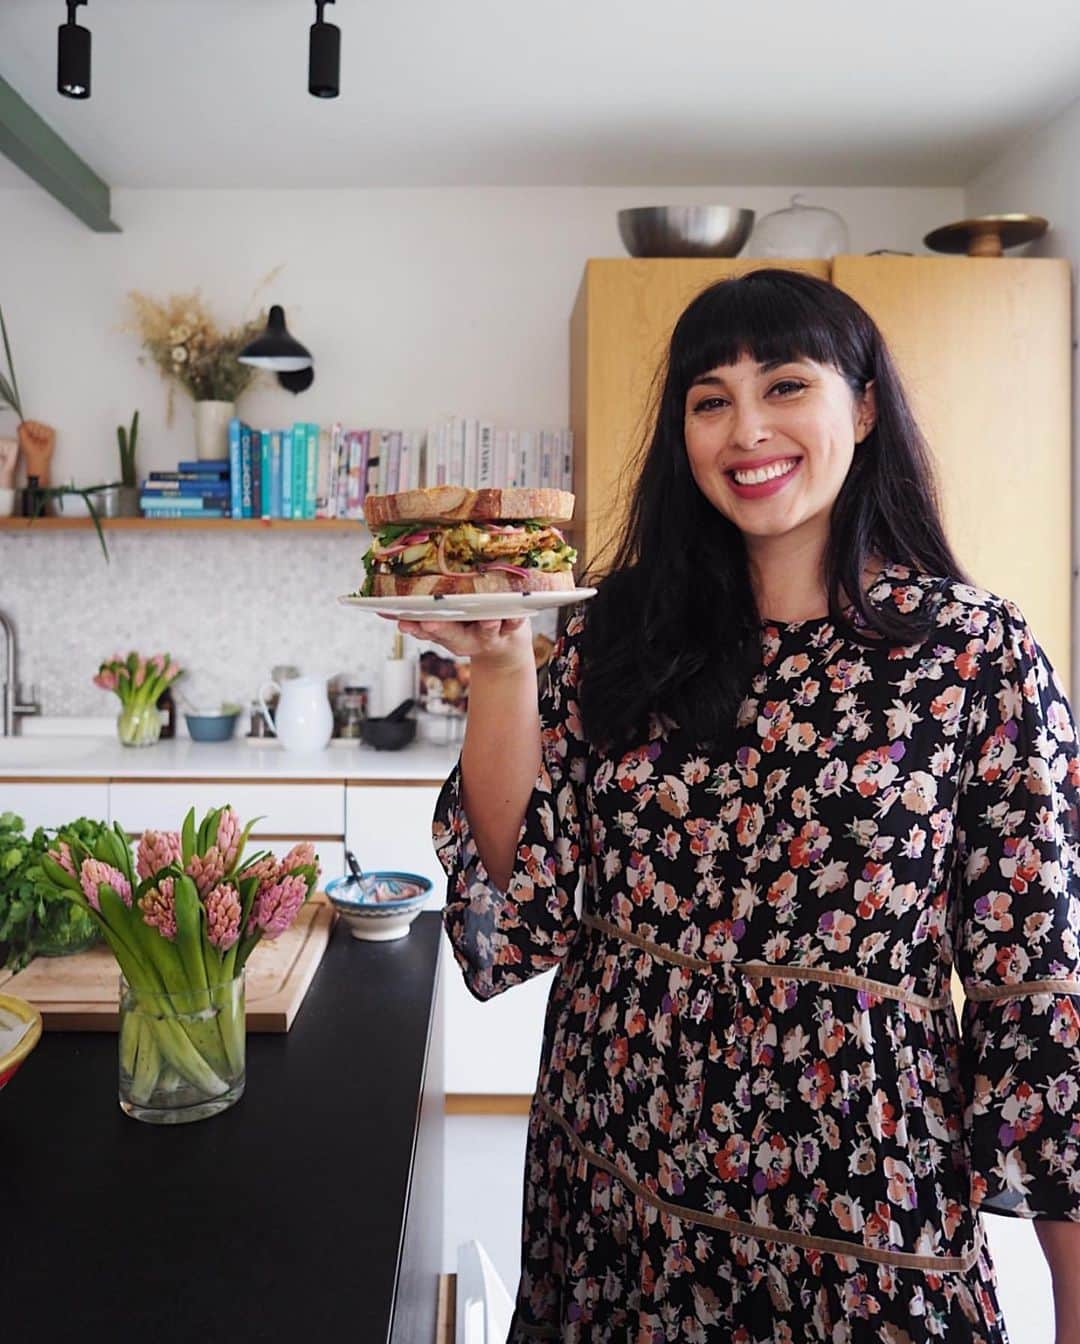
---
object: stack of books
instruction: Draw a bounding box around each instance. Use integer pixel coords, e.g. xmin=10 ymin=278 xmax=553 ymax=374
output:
xmin=326 ymin=417 xmax=573 ymax=520
xmin=139 ymin=460 xmax=232 ymax=518
xmin=228 ymin=419 xmax=324 ymax=519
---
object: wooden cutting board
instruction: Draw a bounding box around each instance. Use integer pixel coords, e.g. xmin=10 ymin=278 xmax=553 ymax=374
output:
xmin=0 ymin=894 xmax=336 ymax=1033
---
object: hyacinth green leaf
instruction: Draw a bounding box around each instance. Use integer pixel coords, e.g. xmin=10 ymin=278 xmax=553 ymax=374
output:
xmin=39 ymin=851 xmax=83 ymax=894
xmin=221 ymin=873 xmax=258 ymax=981
xmin=180 ymin=807 xmax=196 ymax=865
xmin=172 ymin=873 xmax=209 ymax=996
xmin=196 ymin=806 xmax=215 ymax=853
xmin=229 ymin=815 xmax=266 ymax=874
xmin=205 ymin=805 xmax=226 ymax=853
xmin=96 ymin=884 xmax=162 ymax=993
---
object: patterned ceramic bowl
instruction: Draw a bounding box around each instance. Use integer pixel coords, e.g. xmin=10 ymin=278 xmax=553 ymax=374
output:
xmin=0 ymin=992 xmax=43 ymax=1092
xmin=325 ymin=871 xmax=434 ymax=942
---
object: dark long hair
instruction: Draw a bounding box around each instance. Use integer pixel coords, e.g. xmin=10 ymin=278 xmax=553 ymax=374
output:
xmin=575 ymin=267 xmax=973 ymax=757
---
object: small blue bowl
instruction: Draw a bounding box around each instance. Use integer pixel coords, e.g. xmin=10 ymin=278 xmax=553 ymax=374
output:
xmin=326 ymin=871 xmax=434 ymax=942
xmin=185 ymin=709 xmax=240 ymax=742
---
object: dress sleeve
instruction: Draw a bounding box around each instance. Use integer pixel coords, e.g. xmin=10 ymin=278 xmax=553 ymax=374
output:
xmin=953 ymin=595 xmax=1080 ymax=1219
xmin=431 ymin=607 xmax=588 ymax=1001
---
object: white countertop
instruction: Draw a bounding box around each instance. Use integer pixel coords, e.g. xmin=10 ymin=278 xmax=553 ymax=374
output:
xmin=0 ymin=719 xmax=463 ymax=781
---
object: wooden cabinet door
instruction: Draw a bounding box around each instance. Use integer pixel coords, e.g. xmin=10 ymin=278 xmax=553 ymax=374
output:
xmin=570 ymin=258 xmax=831 ymax=573
xmin=830 ymin=254 xmax=1072 ymax=681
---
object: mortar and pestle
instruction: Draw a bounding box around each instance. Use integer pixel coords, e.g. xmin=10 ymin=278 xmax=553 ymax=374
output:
xmin=361 ymin=696 xmax=417 ymax=750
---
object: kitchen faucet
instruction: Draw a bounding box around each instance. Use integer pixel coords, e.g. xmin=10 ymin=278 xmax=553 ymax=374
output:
xmin=0 ymin=607 xmax=42 ymax=735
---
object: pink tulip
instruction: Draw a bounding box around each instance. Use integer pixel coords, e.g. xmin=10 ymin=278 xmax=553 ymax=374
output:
xmin=186 ymin=846 xmax=225 ymax=897
xmin=134 ymin=658 xmax=148 ymax=688
xmin=215 ymin=808 xmax=241 ymax=870
xmin=205 ymin=883 xmax=242 ymax=950
xmin=150 ymin=653 xmax=167 ymax=674
xmin=139 ymin=877 xmax=177 ymax=940
xmin=165 ymin=660 xmax=181 ymax=680
xmin=80 ymin=858 xmax=132 ymax=911
xmin=248 ymin=873 xmax=307 ymax=939
xmin=93 ymin=670 xmax=118 ymax=691
xmin=136 ymin=829 xmax=182 ymax=880
xmin=48 ymin=840 xmax=76 ymax=877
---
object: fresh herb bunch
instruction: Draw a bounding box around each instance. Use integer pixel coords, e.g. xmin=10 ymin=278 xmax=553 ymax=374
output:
xmin=0 ymin=812 xmax=106 ymax=970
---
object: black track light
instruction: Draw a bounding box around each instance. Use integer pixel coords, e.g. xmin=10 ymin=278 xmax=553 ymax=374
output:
xmin=58 ymin=0 xmax=91 ymax=99
xmin=238 ymin=305 xmax=315 ymax=393
xmin=308 ymin=0 xmax=340 ymax=99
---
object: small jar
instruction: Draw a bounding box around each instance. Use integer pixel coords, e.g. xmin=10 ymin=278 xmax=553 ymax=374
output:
xmin=157 ymin=687 xmax=176 ymax=739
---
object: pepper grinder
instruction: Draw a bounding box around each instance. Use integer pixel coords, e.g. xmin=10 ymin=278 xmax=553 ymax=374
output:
xmin=379 ymin=629 xmax=416 ymax=717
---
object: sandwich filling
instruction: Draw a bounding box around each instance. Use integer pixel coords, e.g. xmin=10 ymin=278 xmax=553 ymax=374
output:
xmin=360 ymin=519 xmax=577 ymax=596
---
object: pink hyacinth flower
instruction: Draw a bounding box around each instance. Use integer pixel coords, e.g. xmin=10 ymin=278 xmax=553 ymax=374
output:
xmin=243 ymin=853 xmax=281 ymax=892
xmin=205 ymin=883 xmax=242 ymax=951
xmin=136 ymin=829 xmax=182 ymax=880
xmin=186 ymin=846 xmax=225 ymax=897
xmin=139 ymin=877 xmax=177 ymax=941
xmin=248 ymin=873 xmax=307 ymax=940
xmin=80 ymin=858 xmax=132 ymax=911
xmin=93 ymin=669 xmax=118 ymax=692
xmin=215 ymin=808 xmax=242 ymax=870
xmin=48 ymin=840 xmax=77 ymax=877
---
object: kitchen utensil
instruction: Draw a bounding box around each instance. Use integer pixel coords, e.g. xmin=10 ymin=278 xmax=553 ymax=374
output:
xmin=258 ymin=674 xmax=334 ymax=753
xmin=345 ymin=849 xmax=365 ymax=883
xmin=337 ymin=587 xmax=598 ymax=621
xmin=184 ymin=704 xmax=241 ymax=742
xmin=246 ymin=702 xmax=272 ymax=738
xmin=923 ymin=213 xmax=1048 ymax=258
xmin=743 ymin=193 xmax=849 ymax=258
xmin=325 ymin=872 xmax=433 ymax=942
xmin=385 ymin=697 xmax=415 ymax=723
xmin=616 ymin=206 xmax=755 ymax=258
xmin=361 ymin=715 xmax=417 ymax=751
xmin=0 ymin=991 xmax=42 ymax=1090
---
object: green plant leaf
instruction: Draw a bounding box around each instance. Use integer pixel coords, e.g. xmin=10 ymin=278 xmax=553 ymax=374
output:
xmin=0 ymin=306 xmax=23 ymax=421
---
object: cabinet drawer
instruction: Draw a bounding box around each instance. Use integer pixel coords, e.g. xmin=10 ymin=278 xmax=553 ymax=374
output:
xmin=110 ymin=782 xmax=344 ymax=838
xmin=0 ymin=782 xmax=110 ymax=833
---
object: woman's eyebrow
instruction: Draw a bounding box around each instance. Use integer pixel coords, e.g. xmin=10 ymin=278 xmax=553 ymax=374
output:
xmin=689 ymin=360 xmax=800 ymax=389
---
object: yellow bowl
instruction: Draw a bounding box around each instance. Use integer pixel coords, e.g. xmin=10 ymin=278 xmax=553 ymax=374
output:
xmin=0 ymin=992 xmax=43 ymax=1092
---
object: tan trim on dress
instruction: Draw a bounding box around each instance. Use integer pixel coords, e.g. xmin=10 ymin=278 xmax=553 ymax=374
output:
xmin=580 ymin=912 xmax=952 ymax=1010
xmin=964 ymin=979 xmax=1080 ymax=1002
xmin=535 ymin=1094 xmax=984 ymax=1274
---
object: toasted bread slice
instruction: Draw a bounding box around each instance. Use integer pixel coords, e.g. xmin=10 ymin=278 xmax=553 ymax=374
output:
xmin=371 ymin=569 xmax=576 ymax=597
xmin=363 ymin=486 xmax=574 ymax=528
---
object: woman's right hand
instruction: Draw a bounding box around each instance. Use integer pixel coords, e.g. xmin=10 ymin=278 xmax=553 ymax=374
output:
xmin=377 ymin=613 xmax=535 ymax=670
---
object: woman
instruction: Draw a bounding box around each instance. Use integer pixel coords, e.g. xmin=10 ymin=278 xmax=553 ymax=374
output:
xmin=392 ymin=270 xmax=1080 ymax=1341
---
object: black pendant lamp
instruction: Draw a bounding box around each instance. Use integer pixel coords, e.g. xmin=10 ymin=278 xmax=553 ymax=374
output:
xmin=58 ymin=0 xmax=91 ymax=99
xmin=238 ymin=305 xmax=315 ymax=393
xmin=308 ymin=0 xmax=340 ymax=98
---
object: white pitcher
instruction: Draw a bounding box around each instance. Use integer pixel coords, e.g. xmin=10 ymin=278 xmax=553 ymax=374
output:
xmin=258 ymin=675 xmax=333 ymax=753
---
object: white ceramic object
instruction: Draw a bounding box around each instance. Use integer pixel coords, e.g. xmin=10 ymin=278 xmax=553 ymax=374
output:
xmin=333 ymin=902 xmax=424 ymax=942
xmin=192 ymin=399 xmax=236 ymax=462
xmin=257 ymin=674 xmax=333 ymax=753
xmin=0 ymin=487 xmax=14 ymax=517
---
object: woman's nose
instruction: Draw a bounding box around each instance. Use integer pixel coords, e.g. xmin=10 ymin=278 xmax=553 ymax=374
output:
xmin=729 ymin=401 xmax=774 ymax=451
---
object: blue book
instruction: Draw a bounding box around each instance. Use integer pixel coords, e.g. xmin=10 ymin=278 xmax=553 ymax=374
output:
xmin=177 ymin=459 xmax=230 ymax=473
xmin=148 ymin=469 xmax=230 ymax=483
xmin=142 ymin=480 xmax=231 ymax=495
xmin=282 ymin=427 xmax=293 ymax=519
xmin=141 ymin=506 xmax=231 ymax=519
xmin=291 ymin=422 xmax=306 ymax=519
xmin=270 ymin=430 xmax=283 ymax=517
xmin=251 ymin=431 xmax=263 ymax=519
xmin=240 ymin=424 xmax=253 ymax=518
xmin=140 ymin=494 xmax=231 ymax=512
xmin=259 ymin=430 xmax=272 ymax=518
xmin=305 ymin=423 xmax=319 ymax=519
xmin=228 ymin=419 xmax=243 ymax=517
xmin=141 ymin=490 xmax=230 ymax=506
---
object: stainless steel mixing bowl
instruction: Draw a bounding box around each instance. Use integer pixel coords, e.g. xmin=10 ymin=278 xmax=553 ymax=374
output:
xmin=616 ymin=206 xmax=755 ymax=258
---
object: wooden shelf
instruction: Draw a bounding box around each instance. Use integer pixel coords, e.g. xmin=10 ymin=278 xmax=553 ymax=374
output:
xmin=0 ymin=516 xmax=366 ymax=532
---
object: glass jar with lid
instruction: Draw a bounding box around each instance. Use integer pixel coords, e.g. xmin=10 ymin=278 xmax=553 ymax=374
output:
xmin=743 ymin=193 xmax=850 ymax=258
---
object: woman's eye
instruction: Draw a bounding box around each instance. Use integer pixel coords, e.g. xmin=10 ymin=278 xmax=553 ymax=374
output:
xmin=692 ymin=380 xmax=805 ymax=413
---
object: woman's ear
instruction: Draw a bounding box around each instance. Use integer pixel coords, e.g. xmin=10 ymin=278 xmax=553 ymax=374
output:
xmin=856 ymin=379 xmax=877 ymax=443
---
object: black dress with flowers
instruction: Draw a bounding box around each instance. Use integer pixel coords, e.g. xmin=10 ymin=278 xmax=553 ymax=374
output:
xmin=432 ymin=561 xmax=1080 ymax=1343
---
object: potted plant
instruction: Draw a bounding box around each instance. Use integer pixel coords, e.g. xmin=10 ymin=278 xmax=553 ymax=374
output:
xmin=126 ymin=291 xmax=265 ymax=461
xmin=115 ymin=409 xmax=140 ymax=516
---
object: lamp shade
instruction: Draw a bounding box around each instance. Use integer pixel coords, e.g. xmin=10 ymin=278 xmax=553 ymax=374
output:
xmin=58 ymin=5 xmax=91 ymax=99
xmin=237 ymin=305 xmax=313 ymax=372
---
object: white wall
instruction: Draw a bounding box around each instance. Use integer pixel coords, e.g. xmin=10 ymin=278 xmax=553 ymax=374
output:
xmin=0 ymin=182 xmax=962 ymax=714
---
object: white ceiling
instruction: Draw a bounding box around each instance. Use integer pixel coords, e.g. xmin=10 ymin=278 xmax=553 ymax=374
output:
xmin=1 ymin=0 xmax=1079 ymax=190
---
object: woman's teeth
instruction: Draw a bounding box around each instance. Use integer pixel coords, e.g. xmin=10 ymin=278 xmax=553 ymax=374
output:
xmin=731 ymin=458 xmax=799 ymax=486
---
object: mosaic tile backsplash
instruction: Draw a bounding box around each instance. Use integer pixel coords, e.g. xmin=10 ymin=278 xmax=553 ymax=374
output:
xmin=0 ymin=529 xmax=558 ymax=718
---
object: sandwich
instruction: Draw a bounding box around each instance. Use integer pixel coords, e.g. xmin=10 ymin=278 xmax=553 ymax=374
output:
xmin=359 ymin=486 xmax=578 ymax=596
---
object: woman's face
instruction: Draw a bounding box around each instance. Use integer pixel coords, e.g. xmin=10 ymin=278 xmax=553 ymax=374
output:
xmin=682 ymin=352 xmax=876 ymax=546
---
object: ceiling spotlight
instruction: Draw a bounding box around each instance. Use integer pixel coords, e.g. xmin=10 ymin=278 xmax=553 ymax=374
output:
xmin=58 ymin=0 xmax=91 ymax=99
xmin=238 ymin=305 xmax=315 ymax=393
xmin=308 ymin=0 xmax=340 ymax=99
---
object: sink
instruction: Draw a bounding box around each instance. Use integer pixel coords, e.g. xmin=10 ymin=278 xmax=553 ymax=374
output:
xmin=0 ymin=737 xmax=105 ymax=770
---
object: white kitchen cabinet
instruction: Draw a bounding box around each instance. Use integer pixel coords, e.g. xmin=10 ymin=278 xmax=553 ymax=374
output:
xmin=0 ymin=781 xmax=110 ymax=832
xmin=345 ymin=779 xmax=550 ymax=1095
xmin=109 ymin=782 xmax=344 ymax=837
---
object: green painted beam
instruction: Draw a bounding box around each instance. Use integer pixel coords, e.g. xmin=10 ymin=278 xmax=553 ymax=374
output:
xmin=0 ymin=74 xmax=120 ymax=232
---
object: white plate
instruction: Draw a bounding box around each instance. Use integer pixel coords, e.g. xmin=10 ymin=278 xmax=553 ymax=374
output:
xmin=336 ymin=587 xmax=597 ymax=621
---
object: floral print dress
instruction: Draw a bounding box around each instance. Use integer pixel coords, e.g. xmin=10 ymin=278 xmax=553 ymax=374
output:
xmin=432 ymin=561 xmax=1080 ymax=1343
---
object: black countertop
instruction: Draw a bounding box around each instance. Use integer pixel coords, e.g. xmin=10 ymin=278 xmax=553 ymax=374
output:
xmin=2 ymin=912 xmax=445 ymax=1344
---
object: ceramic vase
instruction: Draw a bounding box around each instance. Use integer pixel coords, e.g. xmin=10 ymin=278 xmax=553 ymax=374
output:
xmin=193 ymin=399 xmax=236 ymax=463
